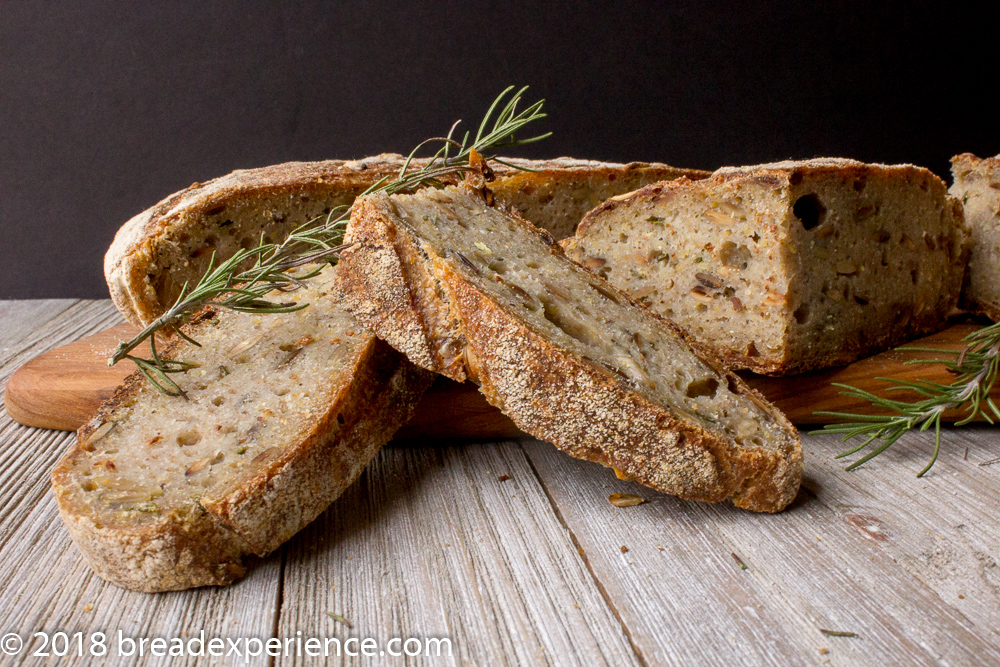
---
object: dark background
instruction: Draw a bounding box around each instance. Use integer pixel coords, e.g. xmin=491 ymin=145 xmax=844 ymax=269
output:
xmin=2 ymin=1 xmax=998 ymax=299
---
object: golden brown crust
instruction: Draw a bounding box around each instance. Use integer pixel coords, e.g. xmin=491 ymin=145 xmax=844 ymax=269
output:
xmin=52 ymin=303 xmax=434 ymax=592
xmin=105 ymin=155 xmax=412 ymax=327
xmin=334 ymin=189 xmax=802 ymax=512
xmin=105 ymin=155 xmax=706 ymax=327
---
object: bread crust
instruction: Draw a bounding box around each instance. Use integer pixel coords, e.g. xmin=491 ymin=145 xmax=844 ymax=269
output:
xmin=105 ymin=155 xmax=705 ymax=327
xmin=105 ymin=155 xmax=412 ymax=327
xmin=334 ymin=190 xmax=802 ymax=512
xmin=51 ymin=306 xmax=433 ymax=592
xmin=572 ymin=159 xmax=968 ymax=374
xmin=53 ymin=375 xmax=251 ymax=592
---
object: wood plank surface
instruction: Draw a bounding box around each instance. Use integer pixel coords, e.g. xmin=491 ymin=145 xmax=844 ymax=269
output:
xmin=5 ymin=316 xmax=999 ymax=432
xmin=523 ymin=437 xmax=1000 ymax=665
xmin=277 ymin=443 xmax=641 ymax=666
xmin=2 ymin=299 xmax=1000 ymax=667
xmin=801 ymin=427 xmax=1000 ymax=646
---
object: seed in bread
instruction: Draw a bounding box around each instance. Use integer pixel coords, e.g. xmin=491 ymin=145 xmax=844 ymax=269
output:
xmin=333 ymin=184 xmax=802 ymax=513
xmin=104 ymin=155 xmax=706 ymax=328
xmin=562 ymin=159 xmax=969 ymax=375
xmin=950 ymin=153 xmax=1000 ymax=321
xmin=51 ymin=266 xmax=433 ymax=592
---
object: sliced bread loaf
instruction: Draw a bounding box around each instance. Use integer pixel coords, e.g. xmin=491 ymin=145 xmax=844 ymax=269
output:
xmin=51 ymin=266 xmax=433 ymax=591
xmin=105 ymin=155 xmax=705 ymax=327
xmin=950 ymin=153 xmax=1000 ymax=320
xmin=333 ymin=184 xmax=802 ymax=512
xmin=562 ymin=159 xmax=969 ymax=374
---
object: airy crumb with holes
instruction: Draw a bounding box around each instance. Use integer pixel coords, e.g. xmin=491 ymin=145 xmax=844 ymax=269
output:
xmin=563 ymin=159 xmax=969 ymax=375
xmin=334 ymin=184 xmax=802 ymax=512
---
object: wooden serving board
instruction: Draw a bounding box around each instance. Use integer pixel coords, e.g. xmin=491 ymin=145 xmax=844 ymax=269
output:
xmin=5 ymin=322 xmax=997 ymax=434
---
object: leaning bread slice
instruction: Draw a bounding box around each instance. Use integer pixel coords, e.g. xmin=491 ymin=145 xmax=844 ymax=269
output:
xmin=950 ymin=153 xmax=1000 ymax=320
xmin=563 ymin=159 xmax=969 ymax=375
xmin=51 ymin=266 xmax=433 ymax=592
xmin=105 ymin=154 xmax=704 ymax=328
xmin=334 ymin=184 xmax=802 ymax=512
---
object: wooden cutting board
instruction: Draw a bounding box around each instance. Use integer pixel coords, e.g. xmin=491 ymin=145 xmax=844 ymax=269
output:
xmin=5 ymin=322 xmax=997 ymax=434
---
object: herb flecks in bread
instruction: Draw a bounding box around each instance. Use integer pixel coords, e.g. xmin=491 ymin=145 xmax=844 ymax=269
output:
xmin=52 ymin=266 xmax=433 ymax=591
xmin=563 ymin=159 xmax=968 ymax=374
xmin=334 ymin=184 xmax=802 ymax=512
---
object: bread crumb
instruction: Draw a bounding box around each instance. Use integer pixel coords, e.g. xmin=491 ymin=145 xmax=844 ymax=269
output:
xmin=819 ymin=647 xmax=829 ymax=655
xmin=609 ymin=493 xmax=646 ymax=507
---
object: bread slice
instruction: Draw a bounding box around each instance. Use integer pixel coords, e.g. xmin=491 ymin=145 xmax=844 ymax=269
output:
xmin=51 ymin=266 xmax=433 ymax=591
xmin=105 ymin=154 xmax=705 ymax=327
xmin=333 ymin=184 xmax=802 ymax=512
xmin=950 ymin=153 xmax=1000 ymax=320
xmin=562 ymin=159 xmax=969 ymax=374
xmin=490 ymin=157 xmax=708 ymax=240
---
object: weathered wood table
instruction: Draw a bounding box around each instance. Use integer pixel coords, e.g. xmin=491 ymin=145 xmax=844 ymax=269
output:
xmin=1 ymin=299 xmax=999 ymax=666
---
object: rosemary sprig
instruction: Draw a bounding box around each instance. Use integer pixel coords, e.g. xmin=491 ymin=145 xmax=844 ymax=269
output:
xmin=816 ymin=321 xmax=1000 ymax=476
xmin=110 ymin=86 xmax=550 ymax=396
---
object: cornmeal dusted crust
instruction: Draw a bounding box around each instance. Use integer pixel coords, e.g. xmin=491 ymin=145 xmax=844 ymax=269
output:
xmin=334 ymin=185 xmax=801 ymax=512
xmin=104 ymin=155 xmax=704 ymax=327
xmin=52 ymin=268 xmax=433 ymax=591
xmin=567 ymin=158 xmax=968 ymax=374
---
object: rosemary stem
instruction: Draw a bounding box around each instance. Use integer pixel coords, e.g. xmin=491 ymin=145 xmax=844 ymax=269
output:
xmin=817 ymin=322 xmax=1000 ymax=476
xmin=108 ymin=86 xmax=550 ymax=397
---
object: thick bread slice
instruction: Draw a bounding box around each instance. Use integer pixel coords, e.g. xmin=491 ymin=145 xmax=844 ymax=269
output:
xmin=51 ymin=266 xmax=433 ymax=591
xmin=334 ymin=184 xmax=802 ymax=512
xmin=950 ymin=153 xmax=1000 ymax=320
xmin=563 ymin=159 xmax=969 ymax=374
xmin=105 ymin=154 xmax=705 ymax=327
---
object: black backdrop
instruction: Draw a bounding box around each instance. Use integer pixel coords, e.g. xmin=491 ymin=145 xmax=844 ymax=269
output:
xmin=2 ymin=1 xmax=998 ymax=299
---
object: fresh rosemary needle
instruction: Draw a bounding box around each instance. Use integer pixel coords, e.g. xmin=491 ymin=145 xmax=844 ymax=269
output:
xmin=816 ymin=320 xmax=1000 ymax=476
xmin=109 ymin=86 xmax=551 ymax=396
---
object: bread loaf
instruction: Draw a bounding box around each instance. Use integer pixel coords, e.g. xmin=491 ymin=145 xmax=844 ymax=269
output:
xmin=51 ymin=266 xmax=433 ymax=591
xmin=104 ymin=155 xmax=704 ymax=327
xmin=563 ymin=159 xmax=969 ymax=374
xmin=333 ymin=184 xmax=802 ymax=512
xmin=950 ymin=153 xmax=1000 ymax=320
